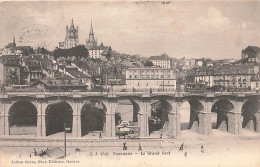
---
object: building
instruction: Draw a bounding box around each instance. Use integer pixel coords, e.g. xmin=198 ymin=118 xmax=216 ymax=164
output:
xmin=88 ymin=43 xmax=106 ymax=59
xmin=125 ymin=67 xmax=176 ymax=91
xmin=0 ymin=55 xmax=22 ymax=86
xmin=59 ymin=65 xmax=93 ymax=90
xmin=241 ymin=46 xmax=260 ymax=64
xmin=193 ymin=66 xmax=215 ymax=87
xmin=21 ymin=59 xmax=43 ymax=84
xmin=250 ymin=73 xmax=260 ymax=92
xmin=190 ymin=64 xmax=260 ymax=91
xmin=85 ymin=21 xmax=108 ymax=59
xmin=148 ymin=53 xmax=172 ymax=69
xmin=183 ymin=58 xmax=196 ymax=70
xmin=59 ymin=19 xmax=79 ymax=49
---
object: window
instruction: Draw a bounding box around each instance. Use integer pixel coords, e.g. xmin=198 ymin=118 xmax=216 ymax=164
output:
xmin=129 ymin=75 xmax=132 ymax=78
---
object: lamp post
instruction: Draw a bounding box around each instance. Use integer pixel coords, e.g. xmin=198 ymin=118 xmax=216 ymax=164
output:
xmin=64 ymin=123 xmax=71 ymax=158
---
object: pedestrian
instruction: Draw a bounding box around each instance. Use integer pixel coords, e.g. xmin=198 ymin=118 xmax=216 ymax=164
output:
xmin=99 ymin=132 xmax=102 ymax=138
xmin=184 ymin=151 xmax=187 ymax=158
xmin=34 ymin=148 xmax=37 ymax=156
xmin=138 ymin=143 xmax=142 ymax=151
xmin=160 ymin=133 xmax=163 ymax=139
xmin=201 ymin=145 xmax=204 ymax=153
xmin=123 ymin=143 xmax=127 ymax=150
xmin=30 ymin=153 xmax=31 ymax=158
xmin=179 ymin=143 xmax=184 ymax=151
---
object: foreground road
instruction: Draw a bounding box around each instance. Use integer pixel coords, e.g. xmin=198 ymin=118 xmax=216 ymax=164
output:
xmin=1 ymin=130 xmax=260 ymax=167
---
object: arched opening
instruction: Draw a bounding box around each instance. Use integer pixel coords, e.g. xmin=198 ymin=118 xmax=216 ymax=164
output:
xmin=242 ymin=99 xmax=259 ymax=132
xmin=115 ymin=100 xmax=139 ymax=138
xmin=188 ymin=99 xmax=204 ymax=132
xmin=211 ymin=99 xmax=234 ymax=133
xmin=81 ymin=101 xmax=106 ymax=137
xmin=149 ymin=100 xmax=170 ymax=138
xmin=9 ymin=100 xmax=37 ymax=135
xmin=179 ymin=101 xmax=190 ymax=130
xmin=45 ymin=101 xmax=73 ymax=136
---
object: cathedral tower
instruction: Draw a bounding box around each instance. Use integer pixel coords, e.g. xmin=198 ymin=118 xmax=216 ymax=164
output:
xmin=59 ymin=18 xmax=79 ymax=49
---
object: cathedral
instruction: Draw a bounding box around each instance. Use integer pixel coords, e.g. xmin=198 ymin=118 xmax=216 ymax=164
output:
xmin=59 ymin=19 xmax=79 ymax=49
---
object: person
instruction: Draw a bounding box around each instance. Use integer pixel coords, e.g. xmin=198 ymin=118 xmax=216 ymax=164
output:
xmin=123 ymin=143 xmax=127 ymax=150
xmin=201 ymin=145 xmax=204 ymax=153
xmin=160 ymin=133 xmax=163 ymax=139
xmin=138 ymin=143 xmax=142 ymax=151
xmin=34 ymin=148 xmax=37 ymax=156
xmin=179 ymin=143 xmax=184 ymax=151
xmin=99 ymin=132 xmax=102 ymax=138
xmin=184 ymin=151 xmax=187 ymax=158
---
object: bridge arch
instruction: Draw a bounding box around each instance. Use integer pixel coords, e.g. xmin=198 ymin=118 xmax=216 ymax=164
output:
xmin=8 ymin=100 xmax=37 ymax=135
xmin=148 ymin=100 xmax=172 ymax=137
xmin=211 ymin=99 xmax=235 ymax=132
xmin=242 ymin=99 xmax=260 ymax=132
xmin=45 ymin=101 xmax=73 ymax=136
xmin=114 ymin=100 xmax=140 ymax=137
xmin=80 ymin=100 xmax=107 ymax=137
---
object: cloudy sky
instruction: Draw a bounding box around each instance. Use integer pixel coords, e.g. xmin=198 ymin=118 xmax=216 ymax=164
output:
xmin=0 ymin=1 xmax=260 ymax=59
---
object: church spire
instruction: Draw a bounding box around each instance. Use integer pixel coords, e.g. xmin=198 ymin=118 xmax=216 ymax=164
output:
xmin=13 ymin=36 xmax=16 ymax=47
xmin=90 ymin=19 xmax=94 ymax=35
xmin=70 ymin=18 xmax=74 ymax=28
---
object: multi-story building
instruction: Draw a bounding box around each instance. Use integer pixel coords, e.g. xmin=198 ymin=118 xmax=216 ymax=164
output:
xmin=125 ymin=67 xmax=176 ymax=91
xmin=59 ymin=19 xmax=79 ymax=49
xmin=0 ymin=55 xmax=21 ymax=85
xmin=191 ymin=64 xmax=260 ymax=91
xmin=194 ymin=66 xmax=215 ymax=87
xmin=241 ymin=46 xmax=260 ymax=64
xmin=21 ymin=59 xmax=43 ymax=84
xmin=148 ymin=53 xmax=172 ymax=69
xmin=250 ymin=73 xmax=260 ymax=92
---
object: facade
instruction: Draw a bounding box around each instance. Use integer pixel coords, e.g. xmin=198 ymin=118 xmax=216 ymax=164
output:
xmin=21 ymin=59 xmax=43 ymax=84
xmin=88 ymin=43 xmax=105 ymax=59
xmin=148 ymin=53 xmax=172 ymax=69
xmin=0 ymin=55 xmax=21 ymax=85
xmin=192 ymin=64 xmax=260 ymax=91
xmin=194 ymin=66 xmax=215 ymax=87
xmin=251 ymin=73 xmax=260 ymax=91
xmin=125 ymin=67 xmax=176 ymax=91
xmin=241 ymin=46 xmax=260 ymax=64
xmin=59 ymin=19 xmax=79 ymax=49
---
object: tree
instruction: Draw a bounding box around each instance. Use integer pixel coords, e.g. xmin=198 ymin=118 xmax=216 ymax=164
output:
xmin=144 ymin=60 xmax=154 ymax=66
xmin=106 ymin=47 xmax=112 ymax=60
xmin=37 ymin=47 xmax=51 ymax=55
xmin=53 ymin=45 xmax=89 ymax=59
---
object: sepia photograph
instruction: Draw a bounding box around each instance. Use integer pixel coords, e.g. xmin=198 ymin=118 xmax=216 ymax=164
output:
xmin=0 ymin=0 xmax=260 ymax=166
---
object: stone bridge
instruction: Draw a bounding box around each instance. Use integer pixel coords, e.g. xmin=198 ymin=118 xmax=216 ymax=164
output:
xmin=0 ymin=91 xmax=259 ymax=138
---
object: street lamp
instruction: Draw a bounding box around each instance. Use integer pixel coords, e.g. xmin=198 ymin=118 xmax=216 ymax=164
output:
xmin=64 ymin=123 xmax=71 ymax=158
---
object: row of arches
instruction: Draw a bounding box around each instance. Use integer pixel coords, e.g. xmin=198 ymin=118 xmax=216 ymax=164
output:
xmin=6 ymin=98 xmax=260 ymax=137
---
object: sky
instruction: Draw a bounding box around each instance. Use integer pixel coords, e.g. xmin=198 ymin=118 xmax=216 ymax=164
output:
xmin=0 ymin=1 xmax=260 ymax=60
